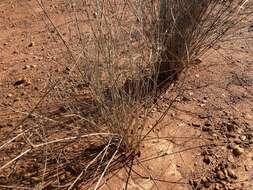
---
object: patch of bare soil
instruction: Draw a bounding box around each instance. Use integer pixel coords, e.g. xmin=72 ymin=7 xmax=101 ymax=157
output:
xmin=0 ymin=1 xmax=253 ymax=190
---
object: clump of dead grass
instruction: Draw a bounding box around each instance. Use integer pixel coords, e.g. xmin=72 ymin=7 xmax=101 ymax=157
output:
xmin=0 ymin=0 xmax=252 ymax=189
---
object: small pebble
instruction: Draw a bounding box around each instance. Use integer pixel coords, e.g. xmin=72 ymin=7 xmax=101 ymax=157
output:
xmin=23 ymin=65 xmax=31 ymax=69
xmin=228 ymin=155 xmax=235 ymax=163
xmin=217 ymin=171 xmax=226 ymax=180
xmin=171 ymin=112 xmax=176 ymax=117
xmin=28 ymin=42 xmax=34 ymax=47
xmin=244 ymin=165 xmax=249 ymax=171
xmin=7 ymin=93 xmax=13 ymax=98
xmin=199 ymin=103 xmax=205 ymax=107
xmin=227 ymin=169 xmax=237 ymax=179
xmin=14 ymin=97 xmax=20 ymax=102
xmin=233 ymin=138 xmax=242 ymax=145
xmin=239 ymin=135 xmax=247 ymax=141
xmin=232 ymin=146 xmax=244 ymax=156
xmin=14 ymin=79 xmax=26 ymax=86
xmin=192 ymin=121 xmax=201 ymax=127
xmin=204 ymin=121 xmax=212 ymax=126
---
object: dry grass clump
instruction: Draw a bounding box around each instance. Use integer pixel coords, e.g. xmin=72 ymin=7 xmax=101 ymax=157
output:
xmin=154 ymin=0 xmax=253 ymax=84
xmin=0 ymin=0 xmax=252 ymax=189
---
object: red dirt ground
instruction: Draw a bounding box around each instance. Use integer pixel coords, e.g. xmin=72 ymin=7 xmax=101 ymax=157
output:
xmin=0 ymin=1 xmax=253 ymax=190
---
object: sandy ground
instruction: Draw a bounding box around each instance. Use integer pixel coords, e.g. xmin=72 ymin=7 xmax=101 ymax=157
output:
xmin=0 ymin=1 xmax=253 ymax=190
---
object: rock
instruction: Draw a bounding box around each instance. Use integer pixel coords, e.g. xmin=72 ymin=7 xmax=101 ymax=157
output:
xmin=7 ymin=93 xmax=13 ymax=98
xmin=217 ymin=171 xmax=226 ymax=180
xmin=244 ymin=165 xmax=249 ymax=171
xmin=171 ymin=112 xmax=176 ymax=117
xmin=232 ymin=146 xmax=244 ymax=156
xmin=14 ymin=97 xmax=20 ymax=102
xmin=192 ymin=121 xmax=201 ymax=127
xmin=212 ymin=133 xmax=218 ymax=139
xmin=239 ymin=135 xmax=247 ymax=141
xmin=14 ymin=79 xmax=26 ymax=86
xmin=233 ymin=138 xmax=242 ymax=145
xmin=152 ymin=108 xmax=157 ymax=112
xmin=202 ymin=99 xmax=208 ymax=103
xmin=228 ymin=155 xmax=235 ymax=163
xmin=226 ymin=133 xmax=236 ymax=138
xmin=33 ymin=56 xmax=42 ymax=61
xmin=227 ymin=169 xmax=237 ymax=179
xmin=28 ymin=42 xmax=34 ymax=47
xmin=23 ymin=65 xmax=31 ymax=69
xmin=204 ymin=121 xmax=212 ymax=126
xmin=199 ymin=103 xmax=205 ymax=107
xmin=24 ymin=80 xmax=31 ymax=86
xmin=201 ymin=177 xmax=208 ymax=183
xmin=198 ymin=113 xmax=210 ymax=119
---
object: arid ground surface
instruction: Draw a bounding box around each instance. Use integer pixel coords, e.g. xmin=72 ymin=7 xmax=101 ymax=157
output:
xmin=0 ymin=1 xmax=253 ymax=190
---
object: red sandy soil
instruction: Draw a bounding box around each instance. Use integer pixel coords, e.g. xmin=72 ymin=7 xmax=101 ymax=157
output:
xmin=0 ymin=1 xmax=253 ymax=190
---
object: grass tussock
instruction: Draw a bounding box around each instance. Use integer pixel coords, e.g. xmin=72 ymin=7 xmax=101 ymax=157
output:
xmin=0 ymin=0 xmax=252 ymax=189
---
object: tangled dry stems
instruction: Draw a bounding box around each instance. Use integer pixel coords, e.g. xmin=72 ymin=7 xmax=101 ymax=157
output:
xmin=0 ymin=0 xmax=252 ymax=189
